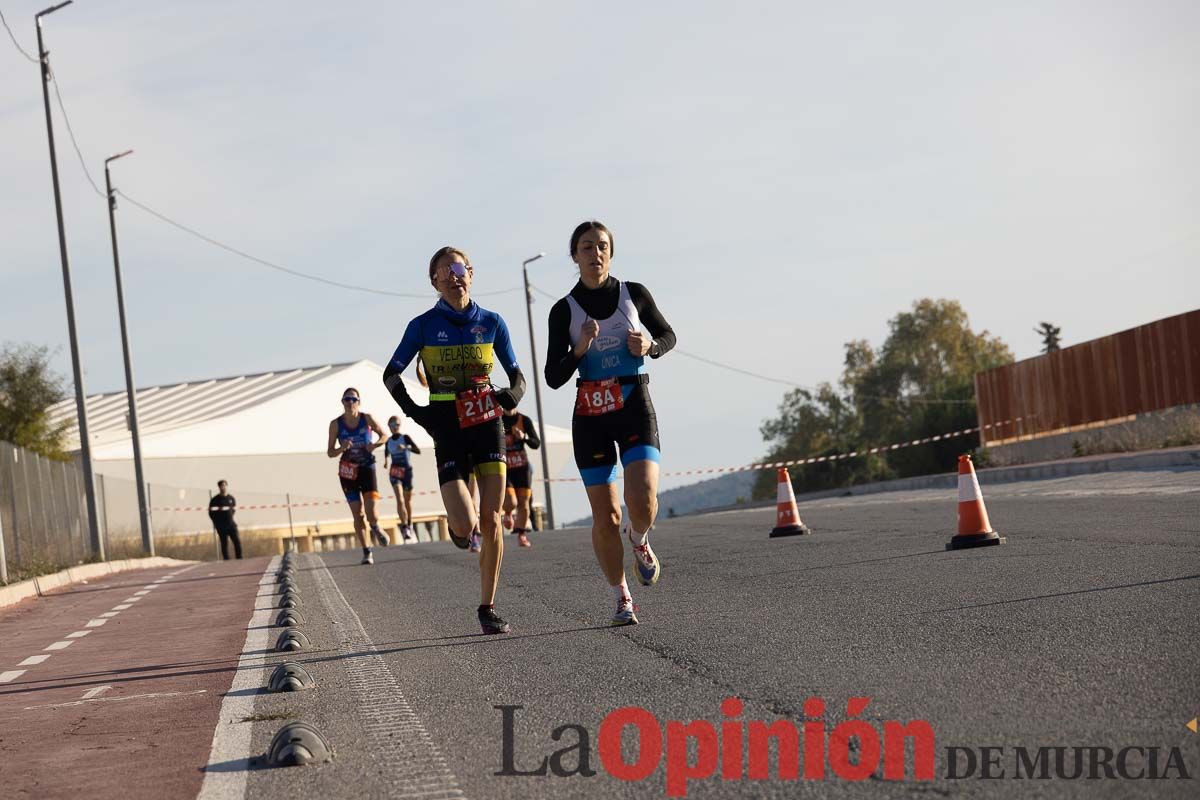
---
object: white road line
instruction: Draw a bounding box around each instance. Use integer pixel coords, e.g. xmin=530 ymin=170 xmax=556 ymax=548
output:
xmin=123 ymin=596 xmax=142 ymax=603
xmin=85 ymin=619 xmax=107 ymax=628
xmin=133 ymin=590 xmax=150 ymax=596
xmin=113 ymin=604 xmax=133 ymax=610
xmin=24 ymin=689 xmax=207 ymax=711
xmin=154 ymin=578 xmax=169 ymax=583
xmin=65 ymin=631 xmax=91 ymax=639
xmin=82 ymin=685 xmax=112 ymax=699
xmin=44 ymin=641 xmax=73 ymax=651
xmin=100 ymin=611 xmax=120 ymax=618
xmin=0 ymin=670 xmax=27 ymax=683
xmin=196 ymin=556 xmax=280 ymax=800
xmin=18 ymin=655 xmax=50 ymax=666
xmin=311 ymin=554 xmax=466 ymax=799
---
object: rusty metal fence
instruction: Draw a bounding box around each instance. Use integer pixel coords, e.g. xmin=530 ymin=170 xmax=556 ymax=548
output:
xmin=975 ymin=309 xmax=1200 ymax=445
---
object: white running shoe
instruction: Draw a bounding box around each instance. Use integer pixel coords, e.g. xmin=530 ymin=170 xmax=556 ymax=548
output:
xmin=611 ymin=597 xmax=638 ymax=626
xmin=625 ymin=522 xmax=660 ymax=586
xmin=373 ymin=526 xmax=390 ymax=547
xmin=361 ymin=550 xmax=374 ymax=565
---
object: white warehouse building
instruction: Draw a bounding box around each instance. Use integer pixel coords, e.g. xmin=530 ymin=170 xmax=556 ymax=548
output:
xmin=49 ymin=360 xmax=572 ymax=537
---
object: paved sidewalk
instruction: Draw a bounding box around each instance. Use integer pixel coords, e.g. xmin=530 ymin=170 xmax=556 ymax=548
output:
xmin=0 ymin=558 xmax=269 ymax=799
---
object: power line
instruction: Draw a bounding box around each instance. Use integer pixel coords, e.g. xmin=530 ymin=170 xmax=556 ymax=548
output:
xmin=527 ymin=282 xmax=973 ymax=404
xmin=0 ymin=8 xmax=38 ymax=63
xmin=674 ymin=350 xmax=810 ymax=389
xmin=37 ymin=56 xmax=520 ymax=300
xmin=47 ymin=64 xmax=105 ymax=198
xmin=115 ymin=190 xmax=517 ymax=299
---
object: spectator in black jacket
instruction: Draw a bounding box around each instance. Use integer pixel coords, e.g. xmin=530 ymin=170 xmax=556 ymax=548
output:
xmin=208 ymin=480 xmax=242 ymax=559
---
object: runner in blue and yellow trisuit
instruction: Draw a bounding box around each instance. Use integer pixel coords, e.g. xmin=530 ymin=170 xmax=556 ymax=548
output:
xmin=545 ymin=220 xmax=676 ymax=626
xmin=383 ymin=246 xmax=526 ymax=634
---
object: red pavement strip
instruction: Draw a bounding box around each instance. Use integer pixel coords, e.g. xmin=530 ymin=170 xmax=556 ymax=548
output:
xmin=0 ymin=558 xmax=271 ymax=799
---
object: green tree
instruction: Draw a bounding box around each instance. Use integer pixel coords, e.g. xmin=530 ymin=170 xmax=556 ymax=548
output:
xmin=0 ymin=343 xmax=71 ymax=459
xmin=755 ymin=383 xmax=889 ymax=498
xmin=755 ymin=299 xmax=1013 ymax=497
xmin=1035 ymin=321 xmax=1062 ymax=353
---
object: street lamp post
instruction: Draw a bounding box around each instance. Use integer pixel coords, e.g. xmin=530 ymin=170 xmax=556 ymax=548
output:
xmin=36 ymin=1 xmax=104 ymax=559
xmin=521 ymin=253 xmax=555 ymax=530
xmin=104 ymin=151 xmax=153 ymax=555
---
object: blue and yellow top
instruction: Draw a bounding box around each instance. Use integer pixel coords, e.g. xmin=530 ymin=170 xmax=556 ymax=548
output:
xmin=387 ymin=299 xmax=520 ymax=401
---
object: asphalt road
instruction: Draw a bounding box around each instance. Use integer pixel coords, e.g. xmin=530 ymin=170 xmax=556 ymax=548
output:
xmin=236 ymin=468 xmax=1199 ymax=799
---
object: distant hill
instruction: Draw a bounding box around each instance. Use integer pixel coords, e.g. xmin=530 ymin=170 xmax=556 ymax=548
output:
xmin=566 ymin=471 xmax=759 ymax=526
xmin=658 ymin=471 xmax=759 ymax=518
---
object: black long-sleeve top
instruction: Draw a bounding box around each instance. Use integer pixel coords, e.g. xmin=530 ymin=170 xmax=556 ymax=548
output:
xmin=208 ymin=493 xmax=237 ymax=532
xmin=503 ymin=412 xmax=541 ymax=451
xmin=544 ymin=277 xmax=676 ymax=390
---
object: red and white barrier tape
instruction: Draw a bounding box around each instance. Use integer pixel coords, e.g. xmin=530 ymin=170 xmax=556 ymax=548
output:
xmin=153 ymin=417 xmax=1029 ymax=512
xmin=658 ymin=416 xmax=1028 ymax=478
xmin=154 ymin=487 xmax=444 ymax=513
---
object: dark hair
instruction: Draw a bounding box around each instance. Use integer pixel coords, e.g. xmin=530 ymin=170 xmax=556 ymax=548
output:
xmin=569 ymin=220 xmax=613 ymax=259
xmin=388 ymin=415 xmax=400 ymax=425
xmin=427 ymin=246 xmax=471 ymax=282
xmin=342 ymin=386 xmax=360 ymax=397
xmin=217 ymin=479 xmax=228 ymax=488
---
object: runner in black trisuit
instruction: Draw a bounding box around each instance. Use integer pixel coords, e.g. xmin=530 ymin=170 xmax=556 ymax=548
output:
xmin=501 ymin=406 xmax=541 ymax=548
xmin=545 ymin=220 xmax=676 ymax=625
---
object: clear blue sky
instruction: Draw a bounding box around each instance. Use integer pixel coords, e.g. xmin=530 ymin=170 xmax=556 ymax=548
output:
xmin=2 ymin=1 xmax=1198 ymax=522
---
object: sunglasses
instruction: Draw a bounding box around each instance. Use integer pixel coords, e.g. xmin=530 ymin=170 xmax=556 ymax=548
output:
xmin=342 ymin=396 xmax=360 ymax=403
xmin=438 ymin=262 xmax=472 ymax=277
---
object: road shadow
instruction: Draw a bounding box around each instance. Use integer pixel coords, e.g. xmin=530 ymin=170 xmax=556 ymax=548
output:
xmin=0 ymin=625 xmax=615 ymax=697
xmin=911 ymin=573 xmax=1200 ymax=614
xmin=200 ymin=756 xmax=267 ymax=774
xmin=47 ymin=564 xmax=272 ymax=596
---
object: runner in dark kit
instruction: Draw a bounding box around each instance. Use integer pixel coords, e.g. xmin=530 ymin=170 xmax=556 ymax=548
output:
xmin=383 ymin=415 xmax=421 ymax=542
xmin=382 ymin=246 xmax=527 ymax=634
xmin=501 ymin=406 xmax=541 ymax=548
xmin=545 ymin=220 xmax=676 ymax=626
xmin=326 ymin=387 xmax=389 ymax=564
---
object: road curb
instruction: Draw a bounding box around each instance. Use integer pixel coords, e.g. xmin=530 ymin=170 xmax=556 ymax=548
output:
xmin=0 ymin=556 xmax=198 ymax=610
xmin=843 ymin=444 xmax=1200 ymax=497
xmin=685 ymin=445 xmax=1200 ymax=516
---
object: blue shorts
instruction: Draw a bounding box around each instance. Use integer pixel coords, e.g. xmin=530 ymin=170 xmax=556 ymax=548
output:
xmin=572 ymin=384 xmax=661 ymax=487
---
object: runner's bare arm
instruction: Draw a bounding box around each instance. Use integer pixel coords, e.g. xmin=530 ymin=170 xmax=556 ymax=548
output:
xmin=326 ymin=419 xmax=342 ymax=458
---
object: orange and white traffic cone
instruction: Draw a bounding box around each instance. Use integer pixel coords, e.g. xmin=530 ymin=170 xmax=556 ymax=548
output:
xmin=770 ymin=467 xmax=811 ymax=538
xmin=946 ymin=454 xmax=1006 ymax=550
